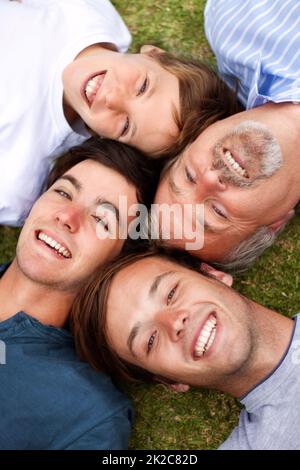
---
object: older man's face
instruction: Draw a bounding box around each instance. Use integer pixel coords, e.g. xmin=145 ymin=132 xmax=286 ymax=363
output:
xmin=154 ymin=113 xmax=289 ymax=262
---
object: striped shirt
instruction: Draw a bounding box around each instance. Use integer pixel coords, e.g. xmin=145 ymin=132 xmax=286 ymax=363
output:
xmin=204 ymin=0 xmax=300 ymax=108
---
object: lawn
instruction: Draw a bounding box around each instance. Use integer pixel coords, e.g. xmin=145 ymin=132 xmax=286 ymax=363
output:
xmin=0 ymin=0 xmax=299 ymax=450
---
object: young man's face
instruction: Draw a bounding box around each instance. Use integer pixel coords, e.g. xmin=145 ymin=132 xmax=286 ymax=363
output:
xmin=16 ymin=159 xmax=137 ymax=292
xmin=106 ymin=256 xmax=255 ymax=389
xmin=154 ymin=106 xmax=296 ymax=261
xmin=63 ymin=48 xmax=180 ymax=154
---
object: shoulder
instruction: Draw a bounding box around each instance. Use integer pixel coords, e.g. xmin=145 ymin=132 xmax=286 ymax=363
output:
xmin=56 ymin=361 xmax=133 ymax=450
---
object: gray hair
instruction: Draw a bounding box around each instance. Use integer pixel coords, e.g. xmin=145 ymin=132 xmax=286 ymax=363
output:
xmin=213 ymin=226 xmax=278 ymax=274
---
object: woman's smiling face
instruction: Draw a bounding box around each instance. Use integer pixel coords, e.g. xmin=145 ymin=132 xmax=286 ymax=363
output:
xmin=63 ymin=47 xmax=180 ymax=154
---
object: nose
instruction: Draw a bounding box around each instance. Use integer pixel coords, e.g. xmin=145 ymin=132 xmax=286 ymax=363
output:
xmin=105 ymin=85 xmax=126 ymax=112
xmin=157 ymin=309 xmax=188 ymax=342
xmin=196 ymin=166 xmax=227 ymax=199
xmin=55 ymin=206 xmax=82 ymax=233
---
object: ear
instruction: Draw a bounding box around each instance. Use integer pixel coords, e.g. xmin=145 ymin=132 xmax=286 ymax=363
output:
xmin=269 ymin=209 xmax=295 ymax=234
xmin=154 ymin=376 xmax=190 ymax=392
xmin=140 ymin=44 xmax=165 ymax=56
xmin=201 ymin=262 xmax=233 ymax=287
xmin=168 ymin=383 xmax=190 ymax=392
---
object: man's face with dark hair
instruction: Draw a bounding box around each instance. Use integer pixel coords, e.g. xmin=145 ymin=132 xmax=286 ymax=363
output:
xmin=154 ymin=105 xmax=298 ymax=262
xmin=16 ymin=160 xmax=138 ymax=291
xmin=106 ymin=256 xmax=256 ymax=389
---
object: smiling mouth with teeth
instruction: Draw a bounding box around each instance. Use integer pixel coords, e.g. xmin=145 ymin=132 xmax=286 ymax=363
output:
xmin=84 ymin=72 xmax=106 ymax=106
xmin=223 ymin=149 xmax=249 ymax=178
xmin=194 ymin=313 xmax=217 ymax=358
xmin=36 ymin=231 xmax=71 ymax=259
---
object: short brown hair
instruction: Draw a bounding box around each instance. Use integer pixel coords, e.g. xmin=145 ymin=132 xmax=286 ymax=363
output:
xmin=47 ymin=137 xmax=158 ymax=207
xmin=71 ymin=246 xmax=201 ymax=385
xmin=149 ymin=50 xmax=243 ymax=159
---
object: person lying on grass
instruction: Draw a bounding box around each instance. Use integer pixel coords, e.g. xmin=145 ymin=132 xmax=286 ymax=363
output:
xmin=0 ymin=137 xmax=155 ymax=450
xmin=154 ymin=102 xmax=300 ymax=272
xmin=1 ymin=0 xmax=239 ymax=227
xmin=72 ymin=246 xmax=300 ymax=450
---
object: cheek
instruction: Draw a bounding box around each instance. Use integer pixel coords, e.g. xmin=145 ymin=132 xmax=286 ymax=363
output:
xmin=87 ymin=237 xmax=124 ymax=266
xmin=154 ymin=181 xmax=171 ymax=206
xmin=118 ymin=60 xmax=140 ymax=83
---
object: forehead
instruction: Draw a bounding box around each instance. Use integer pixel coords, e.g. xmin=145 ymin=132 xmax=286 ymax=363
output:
xmin=108 ymin=257 xmax=184 ymax=311
xmin=60 ymin=159 xmax=136 ymax=198
xmin=106 ymin=257 xmax=191 ymax=350
xmin=111 ymin=257 xmax=176 ymax=294
xmin=63 ymin=159 xmax=113 ymax=181
xmin=136 ymin=55 xmax=180 ymax=151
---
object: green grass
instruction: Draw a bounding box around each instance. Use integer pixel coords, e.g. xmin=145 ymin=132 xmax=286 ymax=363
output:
xmin=0 ymin=0 xmax=299 ymax=450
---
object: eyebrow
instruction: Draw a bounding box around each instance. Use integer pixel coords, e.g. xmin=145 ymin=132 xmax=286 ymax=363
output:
xmin=149 ymin=270 xmax=175 ymax=298
xmin=56 ymin=175 xmax=120 ymax=223
xmin=126 ymin=270 xmax=175 ymax=357
xmin=96 ymin=197 xmax=120 ymax=224
xmin=127 ymin=322 xmax=141 ymax=358
xmin=58 ymin=175 xmax=81 ymax=191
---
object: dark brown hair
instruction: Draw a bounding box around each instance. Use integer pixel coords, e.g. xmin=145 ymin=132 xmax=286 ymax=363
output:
xmin=71 ymin=245 xmax=202 ymax=385
xmin=149 ymin=51 xmax=243 ymax=159
xmin=47 ymin=137 xmax=159 ymax=207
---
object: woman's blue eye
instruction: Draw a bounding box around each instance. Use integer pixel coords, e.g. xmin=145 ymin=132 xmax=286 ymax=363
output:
xmin=185 ymin=167 xmax=196 ymax=184
xmin=147 ymin=331 xmax=157 ymax=353
xmin=120 ymin=117 xmax=130 ymax=137
xmin=138 ymin=78 xmax=148 ymax=96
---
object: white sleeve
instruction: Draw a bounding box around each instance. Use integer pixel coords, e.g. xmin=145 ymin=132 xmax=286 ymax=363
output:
xmin=15 ymin=0 xmax=131 ymax=52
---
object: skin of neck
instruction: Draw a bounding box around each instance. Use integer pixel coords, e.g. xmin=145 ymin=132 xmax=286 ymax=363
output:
xmin=219 ymin=299 xmax=295 ymax=398
xmin=0 ymin=259 xmax=78 ymax=328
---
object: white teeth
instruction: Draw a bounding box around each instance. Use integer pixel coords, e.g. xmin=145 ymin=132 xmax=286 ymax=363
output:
xmin=37 ymin=232 xmax=71 ymax=258
xmin=85 ymin=74 xmax=102 ymax=103
xmin=224 ymin=150 xmax=247 ymax=176
xmin=194 ymin=315 xmax=217 ymax=357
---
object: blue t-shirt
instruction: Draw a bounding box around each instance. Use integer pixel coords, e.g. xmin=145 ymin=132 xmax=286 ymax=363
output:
xmin=0 ymin=264 xmax=132 ymax=450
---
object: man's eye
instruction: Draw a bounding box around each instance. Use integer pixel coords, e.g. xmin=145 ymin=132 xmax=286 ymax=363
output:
xmin=167 ymin=284 xmax=178 ymax=305
xmin=94 ymin=216 xmax=109 ymax=232
xmin=120 ymin=117 xmax=130 ymax=137
xmin=54 ymin=189 xmax=71 ymax=199
xmin=185 ymin=167 xmax=196 ymax=184
xmin=212 ymin=204 xmax=227 ymax=219
xmin=147 ymin=330 xmax=157 ymax=354
xmin=137 ymin=77 xmax=148 ymax=96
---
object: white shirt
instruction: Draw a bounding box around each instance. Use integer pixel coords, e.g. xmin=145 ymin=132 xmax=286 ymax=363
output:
xmin=0 ymin=0 xmax=131 ymax=226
